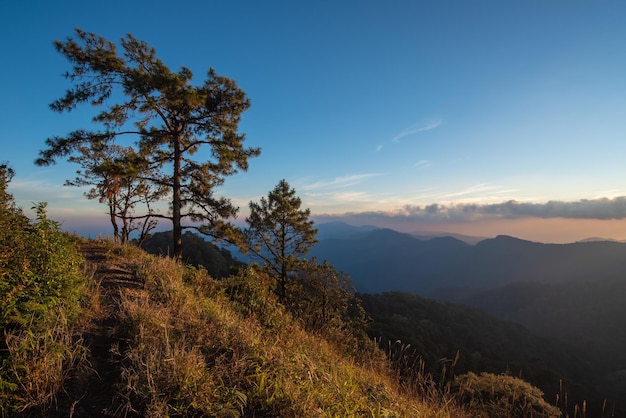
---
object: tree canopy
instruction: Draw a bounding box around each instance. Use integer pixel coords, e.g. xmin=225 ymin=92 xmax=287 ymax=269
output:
xmin=36 ymin=29 xmax=260 ymax=258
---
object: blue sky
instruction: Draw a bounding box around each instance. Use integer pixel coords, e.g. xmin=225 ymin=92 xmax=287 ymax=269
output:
xmin=3 ymin=0 xmax=626 ymax=243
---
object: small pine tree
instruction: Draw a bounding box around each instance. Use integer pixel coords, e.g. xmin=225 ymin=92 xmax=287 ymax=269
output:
xmin=245 ymin=179 xmax=318 ymax=302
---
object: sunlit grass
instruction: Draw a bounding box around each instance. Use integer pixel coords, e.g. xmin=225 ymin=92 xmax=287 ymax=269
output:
xmin=5 ymin=232 xmax=570 ymax=417
xmin=114 ymin=249 xmax=467 ymax=417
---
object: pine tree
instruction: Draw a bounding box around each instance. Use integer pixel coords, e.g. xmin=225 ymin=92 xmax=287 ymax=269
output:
xmin=36 ymin=29 xmax=260 ymax=258
xmin=245 ymin=179 xmax=318 ymax=301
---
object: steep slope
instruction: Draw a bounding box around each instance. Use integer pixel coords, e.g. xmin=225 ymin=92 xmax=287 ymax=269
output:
xmin=54 ymin=241 xmax=467 ymax=417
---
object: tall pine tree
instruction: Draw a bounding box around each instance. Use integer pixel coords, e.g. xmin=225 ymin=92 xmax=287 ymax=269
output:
xmin=37 ymin=29 xmax=260 ymax=258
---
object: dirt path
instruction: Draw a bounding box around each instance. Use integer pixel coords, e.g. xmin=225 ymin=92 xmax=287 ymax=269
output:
xmin=59 ymin=242 xmax=144 ymax=417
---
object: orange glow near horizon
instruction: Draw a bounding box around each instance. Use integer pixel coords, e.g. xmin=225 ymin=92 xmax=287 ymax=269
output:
xmin=392 ymin=218 xmax=626 ymax=244
xmin=323 ymin=214 xmax=626 ymax=244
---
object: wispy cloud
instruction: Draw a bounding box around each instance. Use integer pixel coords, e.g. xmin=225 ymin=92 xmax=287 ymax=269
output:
xmin=441 ymin=183 xmax=504 ymax=199
xmin=413 ymin=183 xmax=519 ymax=205
xmin=376 ymin=118 xmax=443 ymax=152
xmin=10 ymin=179 xmax=88 ymax=204
xmin=392 ymin=118 xmax=444 ymax=142
xmin=414 ymin=160 xmax=432 ymax=169
xmin=300 ymin=173 xmax=383 ymax=191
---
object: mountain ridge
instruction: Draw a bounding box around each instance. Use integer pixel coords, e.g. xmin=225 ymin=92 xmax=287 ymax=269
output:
xmin=308 ymin=223 xmax=626 ymax=297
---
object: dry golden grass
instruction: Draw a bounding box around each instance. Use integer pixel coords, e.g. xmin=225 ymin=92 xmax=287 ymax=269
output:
xmin=1 ymin=237 xmax=470 ymax=417
xmin=114 ymin=250 xmax=468 ymax=417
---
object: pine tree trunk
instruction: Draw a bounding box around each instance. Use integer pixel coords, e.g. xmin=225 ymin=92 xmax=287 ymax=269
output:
xmin=172 ymin=138 xmax=183 ymax=260
xmin=108 ymin=200 xmax=119 ymax=244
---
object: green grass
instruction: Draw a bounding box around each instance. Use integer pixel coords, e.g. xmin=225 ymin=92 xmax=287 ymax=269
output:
xmin=0 ymin=198 xmax=87 ymax=416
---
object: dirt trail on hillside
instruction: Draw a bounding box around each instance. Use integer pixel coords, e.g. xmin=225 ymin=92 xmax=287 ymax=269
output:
xmin=58 ymin=243 xmax=144 ymax=417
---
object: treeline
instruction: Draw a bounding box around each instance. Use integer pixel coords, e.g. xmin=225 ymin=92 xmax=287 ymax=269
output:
xmin=464 ymin=278 xmax=626 ymax=406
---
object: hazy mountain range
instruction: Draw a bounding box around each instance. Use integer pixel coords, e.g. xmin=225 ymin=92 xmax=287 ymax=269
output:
xmin=309 ymin=222 xmax=626 ymax=298
xmin=309 ymin=222 xmax=626 ymax=404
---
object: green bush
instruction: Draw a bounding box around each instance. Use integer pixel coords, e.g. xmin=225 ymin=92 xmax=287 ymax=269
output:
xmin=0 ymin=202 xmax=84 ymax=333
xmin=288 ymin=259 xmax=372 ymax=351
xmin=220 ymin=267 xmax=289 ymax=330
xmin=0 ymin=165 xmax=86 ymax=414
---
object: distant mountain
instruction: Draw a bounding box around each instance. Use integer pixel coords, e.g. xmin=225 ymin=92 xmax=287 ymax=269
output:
xmin=313 ymin=221 xmax=378 ymax=240
xmin=313 ymin=221 xmax=484 ymax=243
xmin=576 ymin=237 xmax=626 ymax=243
xmin=141 ymin=231 xmax=245 ymax=278
xmin=410 ymin=231 xmax=488 ymax=245
xmin=221 ymin=221 xmax=380 ymax=264
xmin=309 ymin=228 xmax=470 ymax=294
xmin=308 ymin=229 xmax=626 ymax=298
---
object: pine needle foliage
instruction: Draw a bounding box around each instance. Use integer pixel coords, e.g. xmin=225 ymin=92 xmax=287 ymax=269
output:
xmin=245 ymin=179 xmax=318 ymax=302
xmin=36 ymin=29 xmax=261 ymax=259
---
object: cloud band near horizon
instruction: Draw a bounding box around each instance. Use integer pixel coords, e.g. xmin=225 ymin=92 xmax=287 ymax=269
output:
xmin=316 ymin=197 xmax=626 ymax=222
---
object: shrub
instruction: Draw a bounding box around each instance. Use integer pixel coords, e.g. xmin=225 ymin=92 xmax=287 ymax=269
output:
xmin=0 ymin=202 xmax=84 ymax=333
xmin=453 ymin=372 xmax=561 ymax=418
xmin=220 ymin=267 xmax=288 ymax=330
xmin=287 ymin=259 xmax=373 ymax=355
xmin=0 ymin=166 xmax=86 ymax=414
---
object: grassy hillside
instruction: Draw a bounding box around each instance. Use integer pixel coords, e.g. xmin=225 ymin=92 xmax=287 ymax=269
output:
xmin=1 ymin=235 xmax=466 ymax=416
xmin=0 ymin=236 xmax=561 ymax=417
xmin=0 ymin=177 xmax=564 ymax=417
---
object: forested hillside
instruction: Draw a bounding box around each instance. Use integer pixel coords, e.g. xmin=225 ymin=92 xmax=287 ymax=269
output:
xmin=462 ymin=278 xmax=626 ymax=402
xmin=141 ymin=230 xmax=245 ymax=278
xmin=360 ymin=292 xmax=620 ymax=417
xmin=134 ymin=225 xmax=626 ymax=416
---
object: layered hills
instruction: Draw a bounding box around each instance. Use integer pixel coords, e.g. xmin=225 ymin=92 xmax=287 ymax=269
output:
xmin=309 ymin=224 xmax=626 ymax=298
xmin=309 ymin=222 xmax=626 ymax=410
